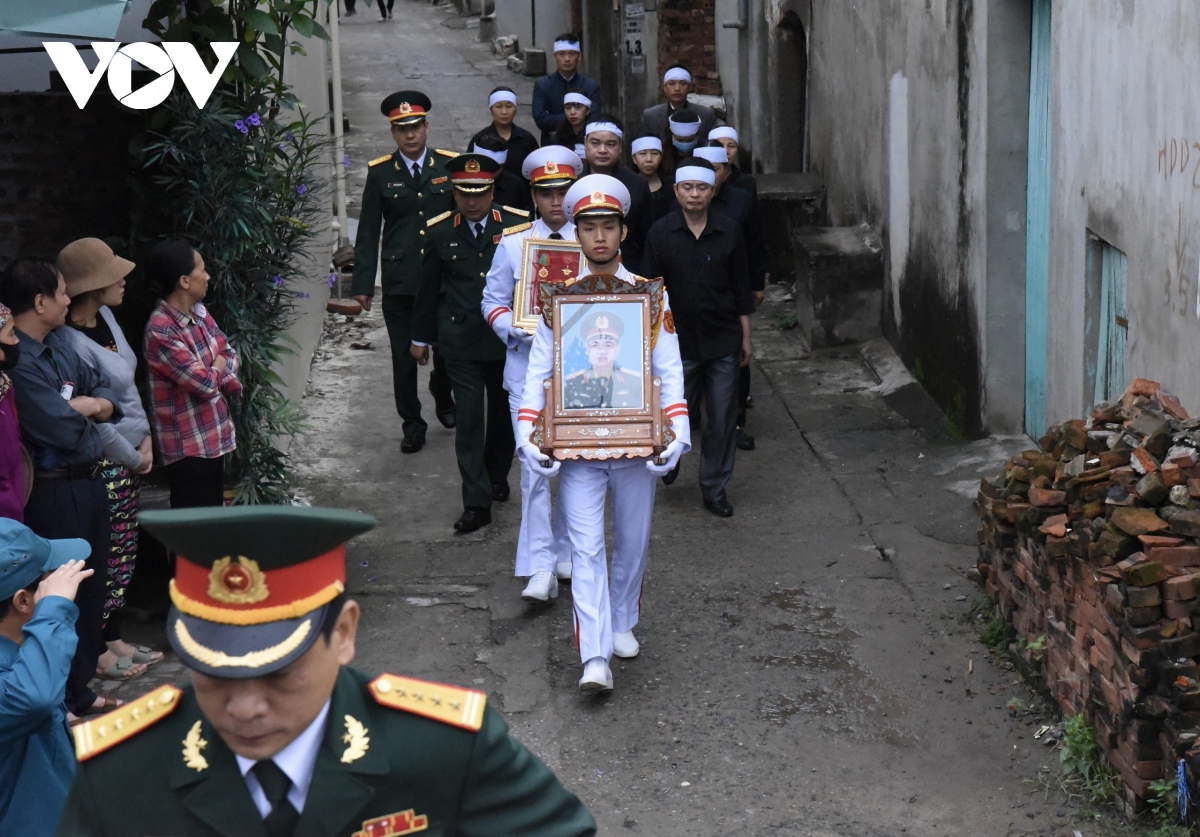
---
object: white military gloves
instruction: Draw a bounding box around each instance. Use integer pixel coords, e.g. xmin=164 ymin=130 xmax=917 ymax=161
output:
xmin=645 ymin=439 xmax=686 ymax=476
xmin=517 ymin=419 xmax=560 ymax=476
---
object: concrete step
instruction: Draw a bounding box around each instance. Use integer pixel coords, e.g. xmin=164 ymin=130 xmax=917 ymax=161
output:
xmin=792 ymin=222 xmax=883 ymax=349
xmin=758 ymin=171 xmax=826 ymax=285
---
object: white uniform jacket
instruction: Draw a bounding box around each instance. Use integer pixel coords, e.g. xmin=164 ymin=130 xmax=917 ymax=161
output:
xmin=517 ymin=263 xmax=692 ymax=457
xmin=481 ymin=217 xmax=577 ymax=397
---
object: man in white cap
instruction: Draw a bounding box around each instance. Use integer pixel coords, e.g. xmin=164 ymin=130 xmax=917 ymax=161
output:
xmin=644 ymin=157 xmax=753 ymax=518
xmin=640 ymin=64 xmax=718 ymax=140
xmin=532 ymin=33 xmax=604 ymax=145
xmin=708 ymin=126 xmax=757 ymax=199
xmin=481 ymin=146 xmax=585 ymax=602
xmin=516 ymin=174 xmax=690 ymax=693
xmin=580 ymin=115 xmax=652 ymax=273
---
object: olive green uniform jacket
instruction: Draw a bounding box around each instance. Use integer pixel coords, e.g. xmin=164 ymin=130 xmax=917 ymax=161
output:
xmin=56 ymin=667 xmax=596 ymax=837
xmin=412 ymin=206 xmax=529 ymax=362
xmin=352 ymin=149 xmax=457 ymax=299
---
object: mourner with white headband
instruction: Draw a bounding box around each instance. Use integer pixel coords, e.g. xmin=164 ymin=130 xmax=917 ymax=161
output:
xmin=580 ymin=115 xmax=652 ymax=274
xmin=469 ymin=85 xmax=539 ymax=182
xmin=631 ymin=135 xmax=674 ymax=225
xmin=470 ymin=134 xmax=534 ymax=214
xmin=640 ymin=63 xmax=719 ymax=144
xmin=517 ymin=173 xmax=690 ymax=693
xmin=708 ymin=125 xmax=758 ymax=201
xmin=532 ymin=33 xmax=604 ymax=145
xmin=645 ymin=157 xmax=754 ymax=518
xmin=547 ymin=91 xmax=591 ymax=154
xmin=481 ymin=146 xmax=585 ymax=601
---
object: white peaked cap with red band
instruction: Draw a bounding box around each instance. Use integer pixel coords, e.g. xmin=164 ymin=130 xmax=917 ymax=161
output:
xmin=521 ymin=145 xmax=585 ymax=186
xmin=564 ymin=174 xmax=631 ymax=219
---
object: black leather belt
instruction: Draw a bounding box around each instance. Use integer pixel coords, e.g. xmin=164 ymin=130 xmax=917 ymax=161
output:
xmin=35 ymin=462 xmax=103 ymax=481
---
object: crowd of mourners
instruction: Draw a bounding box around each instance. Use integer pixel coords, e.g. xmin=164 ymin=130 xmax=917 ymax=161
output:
xmin=0 ymin=30 xmax=767 ymax=835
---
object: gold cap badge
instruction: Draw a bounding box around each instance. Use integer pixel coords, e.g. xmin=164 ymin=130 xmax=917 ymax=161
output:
xmin=544 ymin=159 xmax=559 ymax=174
xmin=465 ymin=159 xmax=481 ymax=173
xmin=398 ymin=101 xmax=413 ymax=115
xmin=591 ymin=190 xmax=605 ymax=204
xmin=208 ymin=556 xmax=269 ymax=604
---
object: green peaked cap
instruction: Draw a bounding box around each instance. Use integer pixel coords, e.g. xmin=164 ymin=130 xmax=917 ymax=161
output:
xmin=139 ymin=506 xmax=376 ymax=570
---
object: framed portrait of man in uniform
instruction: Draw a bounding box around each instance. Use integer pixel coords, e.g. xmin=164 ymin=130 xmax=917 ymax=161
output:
xmin=512 ymin=239 xmax=586 ymax=333
xmin=533 ymin=277 xmax=673 ymax=461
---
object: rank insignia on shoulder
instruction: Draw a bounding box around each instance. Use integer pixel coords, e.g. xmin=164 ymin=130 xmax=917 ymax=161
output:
xmin=74 ymin=684 xmax=183 ymax=761
xmin=501 ymin=206 xmax=531 ymax=217
xmin=430 ymin=176 xmax=448 ymax=185
xmin=503 ymin=222 xmax=532 ymax=236
xmin=427 ymin=211 xmax=452 ymax=227
xmin=369 ymin=674 xmax=486 ymax=731
xmin=434 ymin=148 xmax=459 ymax=158
xmin=493 ymin=234 xmax=503 ymax=245
xmin=369 ymin=154 xmax=393 ymax=167
xmin=353 ymin=810 xmax=429 ymax=837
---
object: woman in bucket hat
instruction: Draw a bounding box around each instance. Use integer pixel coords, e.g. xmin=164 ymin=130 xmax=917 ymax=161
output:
xmin=58 ymin=238 xmax=162 ymax=682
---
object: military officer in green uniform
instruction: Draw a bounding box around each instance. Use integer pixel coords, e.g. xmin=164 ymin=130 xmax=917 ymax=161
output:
xmin=57 ymin=506 xmax=597 ymax=837
xmin=563 ymin=310 xmax=643 ymax=409
xmin=352 ymin=91 xmax=457 ymax=454
xmin=411 ymin=154 xmax=526 ymax=535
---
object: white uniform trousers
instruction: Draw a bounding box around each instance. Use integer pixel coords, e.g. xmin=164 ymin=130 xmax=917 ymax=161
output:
xmin=509 ymin=401 xmax=572 ymax=577
xmin=559 ymin=458 xmax=656 ymax=663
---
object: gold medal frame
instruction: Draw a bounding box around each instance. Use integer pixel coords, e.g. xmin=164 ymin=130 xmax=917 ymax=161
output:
xmin=512 ymin=238 xmax=586 ymax=333
xmin=531 ymin=275 xmax=674 ymax=461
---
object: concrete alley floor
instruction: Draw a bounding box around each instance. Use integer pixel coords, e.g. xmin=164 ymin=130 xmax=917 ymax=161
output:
xmin=100 ymin=4 xmax=1145 ymax=836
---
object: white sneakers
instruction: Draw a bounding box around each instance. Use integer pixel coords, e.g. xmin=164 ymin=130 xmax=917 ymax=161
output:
xmin=578 ymin=658 xmax=613 ymax=693
xmin=521 ymin=571 xmax=558 ymax=602
xmin=612 ymin=631 xmax=639 ymax=659
xmin=555 ymin=560 xmax=572 ymax=580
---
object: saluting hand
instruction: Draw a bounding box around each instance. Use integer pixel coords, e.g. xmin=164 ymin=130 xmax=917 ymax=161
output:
xmin=35 ymin=560 xmax=94 ymax=605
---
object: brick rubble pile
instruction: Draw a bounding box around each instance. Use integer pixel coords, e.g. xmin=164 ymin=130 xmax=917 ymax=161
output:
xmin=975 ymin=377 xmax=1200 ymax=813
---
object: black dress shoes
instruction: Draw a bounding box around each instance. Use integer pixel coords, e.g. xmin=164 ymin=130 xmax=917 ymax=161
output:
xmin=454 ymin=507 xmax=492 ymax=533
xmin=436 ymin=404 xmax=457 ymax=429
xmin=400 ymin=434 xmax=425 ymax=454
xmin=704 ymin=497 xmax=734 ymax=517
xmin=661 ymin=463 xmax=681 ymax=486
xmin=736 ymin=428 xmax=755 ymax=451
xmin=492 ymin=481 xmax=510 ymax=502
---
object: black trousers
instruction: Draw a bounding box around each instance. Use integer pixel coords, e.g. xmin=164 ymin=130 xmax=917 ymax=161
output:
xmin=24 ymin=474 xmax=109 ymax=715
xmin=737 ymin=365 xmax=751 ymax=428
xmin=382 ymin=294 xmax=453 ymax=439
xmin=444 ymin=357 xmax=514 ymax=509
xmin=683 ymin=354 xmax=741 ymax=503
xmin=378 ymin=0 xmax=394 ymax=16
xmin=167 ymin=455 xmax=226 ymax=508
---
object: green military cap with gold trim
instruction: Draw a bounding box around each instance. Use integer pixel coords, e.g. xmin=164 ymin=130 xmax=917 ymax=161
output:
xmin=139 ymin=506 xmax=375 ymax=679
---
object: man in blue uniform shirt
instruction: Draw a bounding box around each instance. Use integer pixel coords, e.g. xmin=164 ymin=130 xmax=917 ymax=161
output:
xmin=0 ymin=519 xmax=93 ymax=837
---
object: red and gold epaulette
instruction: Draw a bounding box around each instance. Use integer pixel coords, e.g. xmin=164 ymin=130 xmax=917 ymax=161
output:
xmin=74 ymin=685 xmax=184 ymax=761
xmin=368 ymin=674 xmax=486 ymax=731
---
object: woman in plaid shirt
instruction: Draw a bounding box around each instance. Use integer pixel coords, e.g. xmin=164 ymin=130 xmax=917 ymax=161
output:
xmin=142 ymin=239 xmax=242 ymax=508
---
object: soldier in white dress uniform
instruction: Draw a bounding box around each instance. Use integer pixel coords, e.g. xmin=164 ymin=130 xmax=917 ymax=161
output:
xmin=481 ymin=146 xmax=585 ymax=603
xmin=515 ymin=174 xmax=690 ymax=693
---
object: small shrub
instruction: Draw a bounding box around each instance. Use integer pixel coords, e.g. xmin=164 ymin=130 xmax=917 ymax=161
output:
xmin=1058 ymin=713 xmax=1121 ymax=804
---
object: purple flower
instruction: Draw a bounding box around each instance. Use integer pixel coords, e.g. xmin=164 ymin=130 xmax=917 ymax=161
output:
xmin=297 ymin=184 xmax=307 ymax=196
xmin=272 ymin=275 xmax=284 ymax=287
xmin=247 ymin=113 xmax=261 ymax=127
xmin=278 ymin=144 xmax=287 ymax=152
xmin=342 ymin=156 xmax=351 ymax=168
xmin=297 ymin=292 xmax=311 ymax=299
xmin=328 ymin=273 xmax=337 ymax=288
xmin=286 ymin=132 xmax=295 ymax=142
xmin=234 ymin=120 xmax=248 ymax=134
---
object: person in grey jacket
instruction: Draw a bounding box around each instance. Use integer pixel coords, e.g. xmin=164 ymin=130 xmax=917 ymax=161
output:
xmin=58 ymin=238 xmax=162 ymax=683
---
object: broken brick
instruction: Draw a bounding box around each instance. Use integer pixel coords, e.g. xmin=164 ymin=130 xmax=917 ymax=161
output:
xmin=1112 ymin=507 xmax=1170 ymax=536
xmin=1029 ymin=487 xmax=1068 ymax=507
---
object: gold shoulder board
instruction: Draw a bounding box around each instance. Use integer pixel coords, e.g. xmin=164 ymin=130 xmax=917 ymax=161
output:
xmin=74 ymin=685 xmax=184 ymax=762
xmin=369 ymin=674 xmax=486 ymax=731
xmin=434 ymin=148 xmax=460 ymax=158
xmin=502 ymin=206 xmax=531 ymax=218
xmin=368 ymin=154 xmax=393 ymax=167
xmin=502 ymin=222 xmax=533 ymax=236
xmin=426 ymin=211 xmax=452 ymax=228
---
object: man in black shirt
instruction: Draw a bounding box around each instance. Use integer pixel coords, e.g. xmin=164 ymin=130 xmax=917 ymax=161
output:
xmin=0 ymin=259 xmax=121 ymax=717
xmin=581 ymin=115 xmax=652 ymax=274
xmin=469 ymin=134 xmax=534 ymax=214
xmin=643 ymin=159 xmax=753 ymax=517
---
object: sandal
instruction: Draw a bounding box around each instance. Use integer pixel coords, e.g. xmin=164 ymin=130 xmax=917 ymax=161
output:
xmin=79 ymin=695 xmax=124 ymax=716
xmin=129 ymin=645 xmax=164 ymax=666
xmin=96 ymin=656 xmax=148 ymax=681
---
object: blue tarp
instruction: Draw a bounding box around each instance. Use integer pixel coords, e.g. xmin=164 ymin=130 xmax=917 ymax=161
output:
xmin=0 ymin=0 xmax=130 ymax=40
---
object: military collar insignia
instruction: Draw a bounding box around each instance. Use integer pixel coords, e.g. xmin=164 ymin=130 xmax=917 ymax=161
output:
xmin=354 ymin=810 xmax=429 ymax=836
xmin=340 ymin=714 xmax=370 ymax=763
xmin=182 ymin=720 xmax=209 ymax=771
xmin=491 ymin=208 xmax=503 ymax=223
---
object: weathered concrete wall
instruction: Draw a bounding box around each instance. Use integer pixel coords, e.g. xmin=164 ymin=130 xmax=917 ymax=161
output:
xmin=493 ymin=0 xmax=572 ymax=55
xmin=1045 ymin=2 xmax=1200 ymax=426
xmin=807 ymin=0 xmax=989 ymax=436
